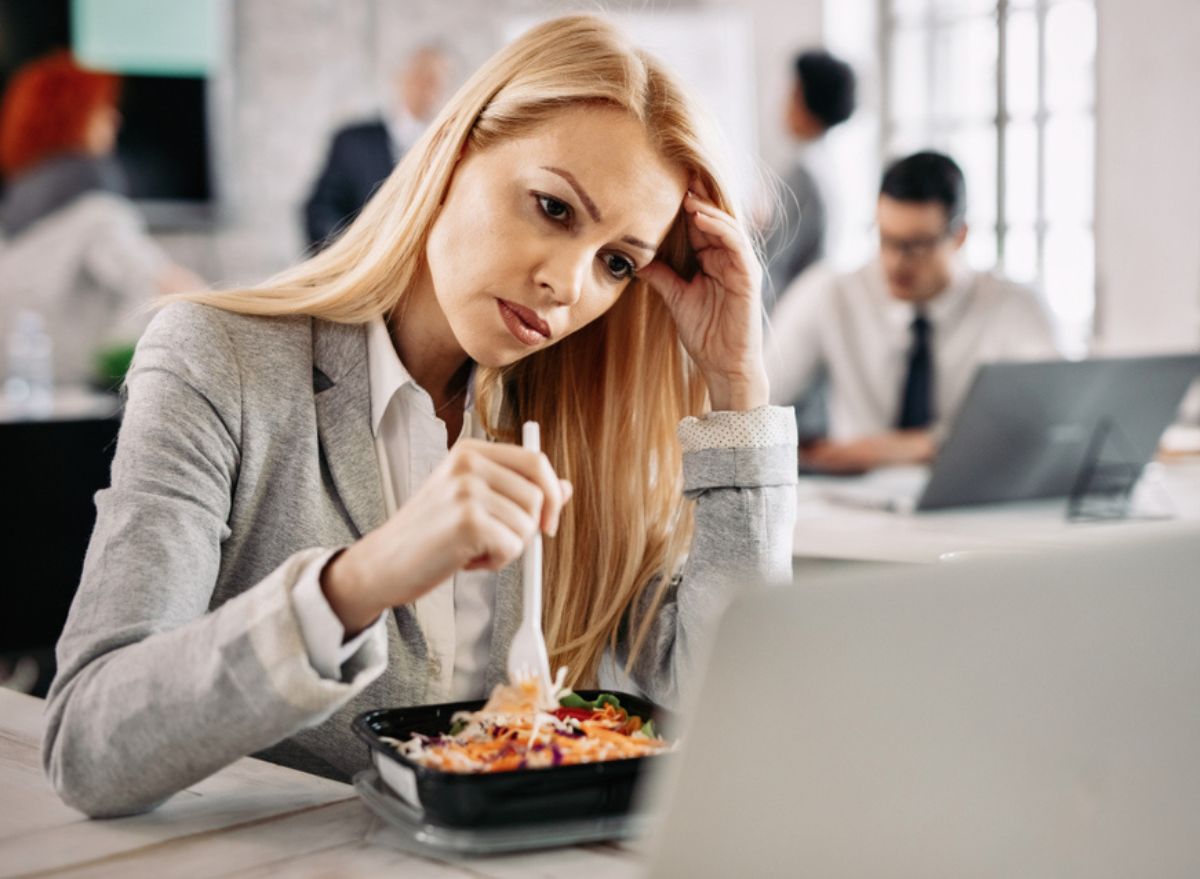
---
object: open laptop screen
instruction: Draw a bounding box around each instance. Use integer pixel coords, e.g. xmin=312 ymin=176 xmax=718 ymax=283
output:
xmin=646 ymin=525 xmax=1200 ymax=877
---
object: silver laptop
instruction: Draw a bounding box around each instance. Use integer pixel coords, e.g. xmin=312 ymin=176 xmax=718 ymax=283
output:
xmin=645 ymin=523 xmax=1200 ymax=878
xmin=816 ymin=354 xmax=1200 ymax=512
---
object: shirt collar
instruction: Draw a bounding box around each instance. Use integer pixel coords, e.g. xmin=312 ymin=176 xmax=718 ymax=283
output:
xmin=385 ymin=104 xmax=427 ymax=155
xmin=365 ymin=316 xmax=478 ymax=437
xmin=366 ymin=317 xmax=415 ymax=436
xmin=925 ymin=259 xmax=975 ymax=323
xmin=870 ymin=257 xmax=976 ymax=330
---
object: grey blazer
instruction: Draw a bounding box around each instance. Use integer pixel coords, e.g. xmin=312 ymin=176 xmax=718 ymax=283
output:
xmin=42 ymin=302 xmax=797 ymax=817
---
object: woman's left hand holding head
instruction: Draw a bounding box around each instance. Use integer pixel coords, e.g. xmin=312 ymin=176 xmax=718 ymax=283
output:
xmin=639 ymin=179 xmax=768 ymax=412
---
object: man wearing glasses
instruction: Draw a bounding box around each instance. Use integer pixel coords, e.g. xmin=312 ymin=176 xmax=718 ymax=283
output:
xmin=767 ymin=151 xmax=1059 ymax=473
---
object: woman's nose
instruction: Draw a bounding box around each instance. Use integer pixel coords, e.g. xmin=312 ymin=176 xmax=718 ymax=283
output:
xmin=534 ymin=246 xmax=589 ymax=307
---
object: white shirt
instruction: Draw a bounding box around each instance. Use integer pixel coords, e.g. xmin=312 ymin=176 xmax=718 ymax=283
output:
xmin=292 ymin=318 xmax=494 ymax=700
xmin=766 ymin=259 xmax=1061 ymax=441
xmin=384 ymin=105 xmax=428 ymax=161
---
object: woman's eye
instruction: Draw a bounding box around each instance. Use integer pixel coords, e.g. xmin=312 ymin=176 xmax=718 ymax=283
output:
xmin=537 ymin=194 xmax=571 ymax=224
xmin=602 ymin=253 xmax=635 ymax=281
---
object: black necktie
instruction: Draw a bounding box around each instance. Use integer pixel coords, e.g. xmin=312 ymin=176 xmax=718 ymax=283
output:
xmin=897 ymin=313 xmax=934 ymax=429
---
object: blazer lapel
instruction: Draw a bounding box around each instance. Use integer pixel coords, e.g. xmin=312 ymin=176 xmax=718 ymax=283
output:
xmin=312 ymin=317 xmax=434 ymax=705
xmin=311 ymin=317 xmax=387 ymax=539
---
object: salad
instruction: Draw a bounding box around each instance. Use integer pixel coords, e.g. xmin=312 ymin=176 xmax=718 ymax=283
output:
xmin=387 ymin=677 xmax=671 ymax=774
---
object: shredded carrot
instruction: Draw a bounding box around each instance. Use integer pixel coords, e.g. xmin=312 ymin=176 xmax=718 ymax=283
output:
xmin=393 ymin=677 xmax=671 ymax=773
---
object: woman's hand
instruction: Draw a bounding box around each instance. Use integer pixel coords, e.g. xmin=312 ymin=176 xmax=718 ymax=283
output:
xmin=321 ymin=439 xmax=571 ymax=635
xmin=639 ymin=179 xmax=768 ymax=412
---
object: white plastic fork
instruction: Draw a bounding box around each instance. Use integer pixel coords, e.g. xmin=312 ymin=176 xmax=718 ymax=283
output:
xmin=506 ymin=421 xmax=554 ymax=696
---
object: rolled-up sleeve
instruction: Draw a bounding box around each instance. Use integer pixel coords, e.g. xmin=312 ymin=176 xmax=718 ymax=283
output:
xmin=609 ymin=406 xmax=797 ymax=708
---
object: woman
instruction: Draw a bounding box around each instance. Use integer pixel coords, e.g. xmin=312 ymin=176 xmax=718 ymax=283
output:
xmin=43 ymin=16 xmax=797 ymax=817
xmin=0 ymin=51 xmax=202 ymax=386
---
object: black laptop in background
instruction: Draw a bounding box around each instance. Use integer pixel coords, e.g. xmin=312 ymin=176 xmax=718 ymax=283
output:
xmin=816 ymin=354 xmax=1200 ymax=512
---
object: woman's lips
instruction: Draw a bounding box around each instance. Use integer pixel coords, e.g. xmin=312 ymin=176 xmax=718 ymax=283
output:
xmin=497 ymin=299 xmax=551 ymax=346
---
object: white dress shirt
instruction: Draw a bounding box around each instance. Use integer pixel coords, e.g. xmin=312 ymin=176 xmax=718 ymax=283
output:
xmin=766 ymin=259 xmax=1060 ymax=440
xmin=384 ymin=106 xmax=428 ymax=161
xmin=292 ymin=318 xmax=494 ymax=699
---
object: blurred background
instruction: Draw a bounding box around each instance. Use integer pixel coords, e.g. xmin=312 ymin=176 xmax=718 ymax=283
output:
xmin=2 ymin=0 xmax=1195 ymax=355
xmin=1 ymin=0 xmax=1197 ymax=694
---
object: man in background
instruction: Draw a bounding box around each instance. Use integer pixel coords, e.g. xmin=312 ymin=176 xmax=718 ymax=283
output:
xmin=762 ymin=49 xmax=857 ymax=312
xmin=303 ymin=44 xmax=451 ymax=251
xmin=767 ymin=151 xmax=1060 ymax=473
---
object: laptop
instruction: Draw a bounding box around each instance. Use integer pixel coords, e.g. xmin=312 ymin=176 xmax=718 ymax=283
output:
xmin=814 ymin=353 xmax=1200 ymax=512
xmin=644 ymin=523 xmax=1200 ymax=878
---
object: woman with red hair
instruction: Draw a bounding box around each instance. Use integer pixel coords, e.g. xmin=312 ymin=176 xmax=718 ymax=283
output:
xmin=0 ymin=50 xmax=122 ymax=186
xmin=0 ymin=51 xmax=202 ymax=387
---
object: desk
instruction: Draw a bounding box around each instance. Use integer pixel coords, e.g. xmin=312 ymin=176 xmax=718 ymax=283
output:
xmin=1 ymin=397 xmax=123 ymax=692
xmin=0 ymin=387 xmax=120 ymax=423
xmin=0 ymin=690 xmax=643 ymax=878
xmin=792 ymin=458 xmax=1200 ymax=565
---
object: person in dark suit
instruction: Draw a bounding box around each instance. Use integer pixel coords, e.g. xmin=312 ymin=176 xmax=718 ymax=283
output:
xmin=303 ymin=45 xmax=451 ymax=251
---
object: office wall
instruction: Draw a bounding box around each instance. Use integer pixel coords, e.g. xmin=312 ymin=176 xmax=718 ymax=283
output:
xmin=735 ymin=0 xmax=823 ymax=174
xmin=1094 ymin=0 xmax=1200 ymax=353
xmin=149 ymin=0 xmax=1200 ymax=358
xmin=157 ymin=0 xmax=829 ymax=288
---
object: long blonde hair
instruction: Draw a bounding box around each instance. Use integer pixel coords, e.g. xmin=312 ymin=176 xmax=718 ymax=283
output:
xmin=181 ymin=15 xmax=746 ymax=687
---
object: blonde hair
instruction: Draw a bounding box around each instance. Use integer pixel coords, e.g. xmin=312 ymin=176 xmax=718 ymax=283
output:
xmin=180 ymin=15 xmax=746 ymax=687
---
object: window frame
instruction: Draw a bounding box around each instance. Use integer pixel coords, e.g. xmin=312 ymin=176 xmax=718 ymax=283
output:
xmin=878 ymin=0 xmax=1097 ymax=352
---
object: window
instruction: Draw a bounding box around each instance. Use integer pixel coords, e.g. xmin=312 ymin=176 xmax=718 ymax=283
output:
xmin=882 ymin=0 xmax=1097 ymax=354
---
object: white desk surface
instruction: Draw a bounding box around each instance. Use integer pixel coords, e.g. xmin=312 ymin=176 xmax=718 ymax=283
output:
xmin=0 ymin=690 xmax=643 ymax=879
xmin=0 ymin=386 xmax=119 ymax=423
xmin=793 ymin=458 xmax=1200 ymax=564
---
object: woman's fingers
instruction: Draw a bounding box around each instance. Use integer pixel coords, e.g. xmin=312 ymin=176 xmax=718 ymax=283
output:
xmin=688 ymin=197 xmax=741 ymax=240
xmin=468 ymin=454 xmax=543 ymax=526
xmin=450 ymin=440 xmax=567 ymax=535
xmin=684 ymin=194 xmax=759 ymax=286
xmin=683 ymin=191 xmax=718 ymax=251
xmin=688 ymin=197 xmax=753 ymax=257
xmin=336 ymin=440 xmax=570 ymax=615
xmin=645 ymin=190 xmax=755 ymax=302
xmin=473 ymin=483 xmax=538 ymax=551
xmin=638 ymin=259 xmax=690 ymax=305
xmin=458 ymin=479 xmax=573 ymax=573
xmin=457 ymin=502 xmax=529 ymax=572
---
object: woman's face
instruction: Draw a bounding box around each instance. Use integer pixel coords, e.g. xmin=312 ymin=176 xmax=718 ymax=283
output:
xmin=424 ymin=105 xmax=689 ymax=368
xmin=83 ymin=105 xmax=121 ymax=156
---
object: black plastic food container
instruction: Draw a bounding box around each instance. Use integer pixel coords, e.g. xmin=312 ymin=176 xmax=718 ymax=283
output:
xmin=352 ymin=690 xmax=670 ymax=828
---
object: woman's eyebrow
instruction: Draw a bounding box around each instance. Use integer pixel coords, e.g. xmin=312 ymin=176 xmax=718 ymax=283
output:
xmin=541 ymin=166 xmax=601 ymax=222
xmin=540 ymin=166 xmax=658 ymax=254
xmin=620 ymin=235 xmax=656 ymax=253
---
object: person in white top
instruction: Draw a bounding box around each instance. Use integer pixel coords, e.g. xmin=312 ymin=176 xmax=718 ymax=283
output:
xmin=0 ymin=51 xmax=204 ymax=386
xmin=768 ymin=150 xmax=1060 ymax=473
